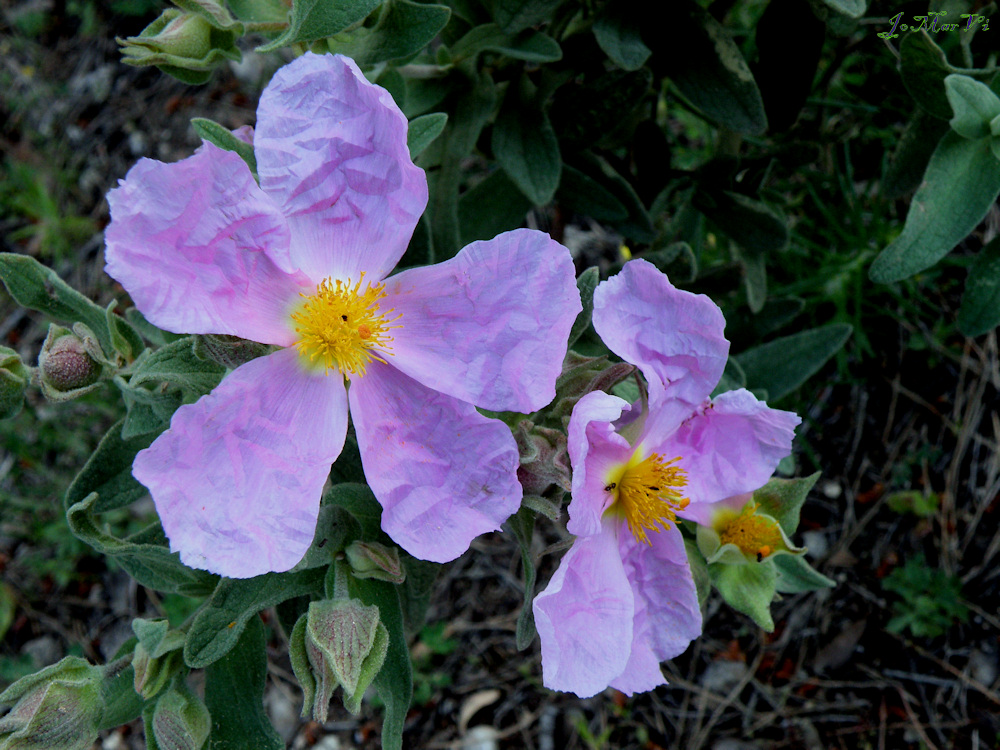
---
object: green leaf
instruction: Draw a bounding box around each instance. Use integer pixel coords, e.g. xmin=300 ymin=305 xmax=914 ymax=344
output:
xmin=106 ymin=302 xmax=144 ymax=362
xmin=458 ymin=170 xmax=533 ymax=246
xmin=773 ymin=554 xmax=835 ymax=594
xmin=658 ymin=0 xmax=767 ymax=135
xmin=882 ymin=108 xmax=950 ymax=199
xmin=0 ymin=253 xmax=117 ymax=358
xmin=753 ymin=473 xmax=820 ymax=535
xmin=67 ymin=493 xmax=218 ymax=595
xmin=347 ymin=577 xmax=412 ymax=750
xmin=492 ymin=74 xmax=561 ymax=205
xmin=183 ymin=568 xmax=325 ymax=668
xmin=870 ymin=132 xmax=1000 ymax=282
xmin=735 ymin=323 xmax=852 ymax=402
xmin=407 ymin=112 xmax=448 ymax=158
xmin=556 ymin=165 xmax=628 ymax=221
xmin=593 ymin=3 xmax=650 ymax=71
xmin=739 ymin=245 xmax=767 ymax=313
xmin=567 ymin=267 xmax=599 ymax=348
xmin=820 ymin=0 xmax=865 ymax=18
xmin=257 ymin=0 xmax=383 ymax=51
xmin=327 ymin=0 xmax=450 ymax=65
xmin=694 ymin=190 xmax=788 ymax=253
xmin=65 ymin=419 xmax=155 ymax=513
xmin=574 ymin=154 xmax=655 ymax=242
xmin=129 ymin=336 xmax=226 ymax=396
xmin=204 ymin=616 xmax=283 ymax=750
xmin=492 ymin=0 xmax=566 ymax=34
xmin=397 ymin=556 xmax=439 ymax=634
xmin=710 ymin=560 xmax=776 ymax=631
xmin=97 ymin=660 xmax=144 ymax=731
xmin=683 ymin=538 xmax=711 ymax=607
xmin=945 ymin=74 xmax=1000 ymax=140
xmin=958 ymin=236 xmax=1000 ymax=336
xmin=900 ymin=32 xmax=995 ymax=120
xmin=191 ymin=117 xmax=257 ymax=177
xmin=227 ymin=0 xmax=288 ymax=23
xmin=116 ymin=375 xmax=183 ymax=440
xmin=451 ymin=23 xmax=562 ymax=63
xmin=503 ymin=508 xmax=538 ymax=650
xmin=325 ymin=483 xmax=384 ymax=540
xmin=710 ymin=357 xmax=747 ymax=398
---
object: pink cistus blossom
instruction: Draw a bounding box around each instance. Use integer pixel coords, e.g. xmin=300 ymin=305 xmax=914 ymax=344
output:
xmin=532 ymin=259 xmax=800 ymax=697
xmin=105 ymin=53 xmax=581 ymax=578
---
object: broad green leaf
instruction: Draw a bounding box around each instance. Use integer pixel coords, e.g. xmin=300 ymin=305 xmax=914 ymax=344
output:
xmin=945 ymin=74 xmax=1000 ymax=140
xmin=738 ymin=246 xmax=767 ymax=313
xmin=407 ymin=112 xmax=448 ymax=158
xmin=227 ymin=0 xmax=288 ymax=23
xmin=204 ymin=617 xmax=283 ymax=750
xmin=65 ymin=418 xmax=155 ymax=513
xmin=658 ymin=0 xmax=767 ymax=135
xmin=257 ymin=0 xmax=383 ymax=51
xmin=191 ymin=117 xmax=257 ymax=177
xmin=450 ymin=23 xmax=562 ymax=63
xmin=183 ymin=568 xmax=325 ymax=668
xmin=556 ymin=165 xmax=628 ymax=221
xmin=67 ymin=494 xmax=218 ymax=595
xmin=820 ymin=0 xmax=865 ymax=18
xmin=710 ymin=560 xmax=776 ymax=630
xmin=492 ymin=75 xmax=561 ymax=205
xmin=96 ymin=661 xmax=144 ymax=731
xmin=735 ymin=323 xmax=853 ymax=402
xmin=327 ymin=0 xmax=450 ymax=65
xmin=397 ymin=556 xmax=439 ymax=634
xmin=694 ymin=190 xmax=788 ymax=254
xmin=325 ymin=482 xmax=384 ymax=540
xmin=870 ymin=132 xmax=1000 ymax=282
xmin=900 ymin=31 xmax=994 ymax=120
xmin=567 ymin=267 xmax=599 ymax=348
xmin=503 ymin=508 xmax=538 ymax=650
xmin=882 ymin=108 xmax=950 ymax=199
xmin=347 ymin=577 xmax=412 ymax=750
xmin=958 ymin=236 xmax=1000 ymax=336
xmin=492 ymin=0 xmax=566 ymax=34
xmin=129 ymin=336 xmax=226 ymax=395
xmin=116 ymin=375 xmax=183 ymax=440
xmin=753 ymin=473 xmax=820 ymax=535
xmin=458 ymin=170 xmax=533 ymax=246
xmin=593 ymin=3 xmax=650 ymax=71
xmin=773 ymin=554 xmax=836 ymax=594
xmin=0 ymin=253 xmax=116 ymax=357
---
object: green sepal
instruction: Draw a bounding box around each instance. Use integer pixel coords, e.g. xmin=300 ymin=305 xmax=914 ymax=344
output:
xmin=945 ymin=74 xmax=1000 ymax=140
xmin=772 ymin=554 xmax=835 ymax=594
xmin=504 ymin=508 xmax=538 ymax=650
xmin=149 ymin=675 xmax=211 ymax=750
xmin=0 ymin=346 xmax=28 ymax=420
xmin=191 ymin=118 xmax=257 ymax=179
xmin=96 ymin=657 xmax=144 ymax=731
xmin=753 ymin=473 xmax=820 ymax=535
xmin=709 ymin=560 xmax=776 ymax=631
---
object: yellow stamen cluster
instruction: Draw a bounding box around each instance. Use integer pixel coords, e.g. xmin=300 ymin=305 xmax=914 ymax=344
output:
xmin=290 ymin=273 xmax=399 ymax=376
xmin=606 ymin=453 xmax=689 ymax=545
xmin=718 ymin=502 xmax=782 ymax=561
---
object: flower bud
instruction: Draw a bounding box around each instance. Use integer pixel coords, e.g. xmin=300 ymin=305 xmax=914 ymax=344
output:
xmin=148 ymin=678 xmax=210 ymax=750
xmin=0 ymin=656 xmax=101 ymax=750
xmin=37 ymin=324 xmax=104 ymax=400
xmin=290 ymin=599 xmax=389 ymax=721
xmin=0 ymin=346 xmax=29 ymax=420
xmin=131 ymin=618 xmax=186 ymax=700
xmin=513 ymin=420 xmax=572 ymax=496
xmin=344 ymin=541 xmax=406 ymax=584
xmin=126 ymin=10 xmax=213 ymax=59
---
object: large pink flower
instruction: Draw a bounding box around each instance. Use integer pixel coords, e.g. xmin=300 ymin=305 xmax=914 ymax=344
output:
xmin=532 ymin=260 xmax=799 ymax=697
xmin=105 ymin=53 xmax=581 ymax=578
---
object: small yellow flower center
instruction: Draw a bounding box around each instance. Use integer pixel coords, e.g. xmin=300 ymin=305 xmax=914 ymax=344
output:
xmin=290 ymin=273 xmax=399 ymax=376
xmin=717 ymin=502 xmax=782 ymax=561
xmin=604 ymin=452 xmax=689 ymax=545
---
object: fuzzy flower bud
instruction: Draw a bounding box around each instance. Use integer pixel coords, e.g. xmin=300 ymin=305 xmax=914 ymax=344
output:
xmin=0 ymin=656 xmax=102 ymax=750
xmin=0 ymin=346 xmax=29 ymax=420
xmin=344 ymin=541 xmax=405 ymax=584
xmin=131 ymin=618 xmax=186 ymax=701
xmin=37 ymin=325 xmax=103 ymax=401
xmin=148 ymin=678 xmax=211 ymax=750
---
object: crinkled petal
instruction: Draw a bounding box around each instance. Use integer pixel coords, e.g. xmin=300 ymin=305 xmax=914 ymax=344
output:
xmin=655 ymin=389 xmax=800 ymax=512
xmin=609 ymin=591 xmax=667 ymax=696
xmin=383 ymin=229 xmax=581 ymax=412
xmin=680 ymin=491 xmax=750 ymax=527
xmin=620 ymin=523 xmax=701 ymax=664
xmin=593 ymin=259 xmax=729 ymax=408
xmin=254 ymin=53 xmax=427 ymax=284
xmin=105 ymin=144 xmax=307 ymax=345
xmin=348 ymin=360 xmax=521 ymax=563
xmin=133 ymin=348 xmax=348 ymax=578
xmin=565 ymin=391 xmax=633 ymax=538
xmin=533 ymin=522 xmax=634 ymax=698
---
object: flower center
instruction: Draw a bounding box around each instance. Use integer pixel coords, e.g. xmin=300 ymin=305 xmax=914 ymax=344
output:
xmin=290 ymin=273 xmax=399 ymax=376
xmin=717 ymin=502 xmax=782 ymax=561
xmin=605 ymin=452 xmax=689 ymax=545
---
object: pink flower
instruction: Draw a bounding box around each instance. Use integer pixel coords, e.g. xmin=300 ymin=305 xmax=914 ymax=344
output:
xmin=532 ymin=260 xmax=800 ymax=697
xmin=105 ymin=53 xmax=581 ymax=578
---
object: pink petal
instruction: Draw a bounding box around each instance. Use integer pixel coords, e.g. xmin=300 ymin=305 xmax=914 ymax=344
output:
xmin=565 ymin=391 xmax=633 ymax=538
xmin=348 ymin=361 xmax=521 ymax=563
xmin=593 ymin=259 xmax=729 ymax=408
xmin=254 ymin=53 xmax=427 ymax=284
xmin=133 ymin=348 xmax=348 ymax=578
xmin=382 ymin=229 xmax=581 ymax=412
xmin=654 ymin=389 xmax=800 ymax=511
xmin=532 ymin=521 xmax=634 ymax=698
xmin=105 ymin=143 xmax=307 ymax=345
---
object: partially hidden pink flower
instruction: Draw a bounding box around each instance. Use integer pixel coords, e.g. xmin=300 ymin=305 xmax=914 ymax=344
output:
xmin=532 ymin=259 xmax=800 ymax=697
xmin=104 ymin=53 xmax=581 ymax=578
